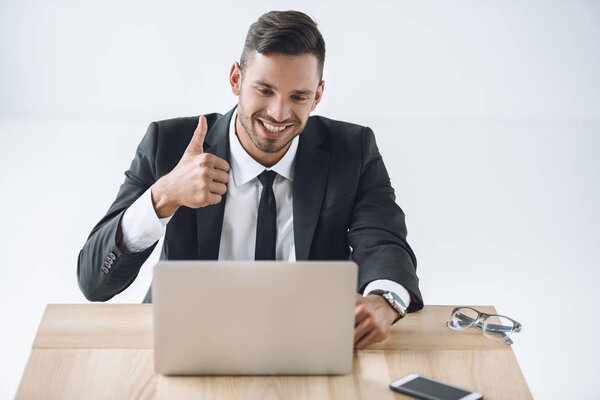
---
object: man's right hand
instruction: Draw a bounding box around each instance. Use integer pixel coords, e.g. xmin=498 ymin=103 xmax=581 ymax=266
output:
xmin=151 ymin=115 xmax=230 ymax=218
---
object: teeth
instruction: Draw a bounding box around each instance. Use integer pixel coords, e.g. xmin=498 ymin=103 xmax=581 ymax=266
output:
xmin=261 ymin=120 xmax=288 ymax=133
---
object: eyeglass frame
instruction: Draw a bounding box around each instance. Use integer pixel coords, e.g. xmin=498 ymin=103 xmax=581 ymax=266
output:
xmin=446 ymin=306 xmax=522 ymax=345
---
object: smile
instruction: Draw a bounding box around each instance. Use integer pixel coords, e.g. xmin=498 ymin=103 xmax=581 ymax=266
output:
xmin=257 ymin=119 xmax=293 ymax=136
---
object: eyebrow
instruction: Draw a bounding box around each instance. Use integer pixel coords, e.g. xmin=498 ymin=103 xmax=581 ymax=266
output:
xmin=254 ymin=80 xmax=315 ymax=96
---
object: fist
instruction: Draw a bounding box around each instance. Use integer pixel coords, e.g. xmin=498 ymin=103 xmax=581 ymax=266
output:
xmin=151 ymin=116 xmax=230 ymax=218
xmin=354 ymin=294 xmax=398 ymax=349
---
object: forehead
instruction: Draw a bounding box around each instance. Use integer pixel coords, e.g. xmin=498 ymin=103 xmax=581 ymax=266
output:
xmin=243 ymin=52 xmax=321 ymax=90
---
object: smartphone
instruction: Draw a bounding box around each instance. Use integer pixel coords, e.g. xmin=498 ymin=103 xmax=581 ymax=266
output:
xmin=389 ymin=374 xmax=483 ymax=400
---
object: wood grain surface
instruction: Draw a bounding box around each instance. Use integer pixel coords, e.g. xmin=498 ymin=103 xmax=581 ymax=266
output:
xmin=17 ymin=304 xmax=532 ymax=399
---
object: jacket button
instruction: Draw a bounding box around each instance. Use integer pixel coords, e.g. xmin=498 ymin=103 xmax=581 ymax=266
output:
xmin=104 ymin=260 xmax=111 ymax=268
xmin=108 ymin=252 xmax=116 ymax=260
xmin=100 ymin=266 xmax=109 ymax=274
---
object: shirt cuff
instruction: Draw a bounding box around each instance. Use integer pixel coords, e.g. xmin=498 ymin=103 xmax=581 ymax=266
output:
xmin=362 ymin=279 xmax=411 ymax=309
xmin=121 ymin=186 xmax=172 ymax=253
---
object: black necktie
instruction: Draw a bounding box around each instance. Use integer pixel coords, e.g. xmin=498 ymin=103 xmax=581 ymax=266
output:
xmin=255 ymin=170 xmax=277 ymax=260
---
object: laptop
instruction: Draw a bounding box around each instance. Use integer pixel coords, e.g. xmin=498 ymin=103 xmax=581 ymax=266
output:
xmin=153 ymin=261 xmax=357 ymax=375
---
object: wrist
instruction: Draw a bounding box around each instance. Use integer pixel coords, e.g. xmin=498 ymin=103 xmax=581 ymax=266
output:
xmin=368 ymin=289 xmax=407 ymax=324
xmin=369 ymin=294 xmax=400 ymax=325
xmin=151 ymin=178 xmax=178 ymax=218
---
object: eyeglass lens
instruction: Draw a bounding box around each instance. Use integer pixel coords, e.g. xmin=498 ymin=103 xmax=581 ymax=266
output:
xmin=447 ymin=308 xmax=516 ymax=342
xmin=447 ymin=308 xmax=479 ymax=330
xmin=482 ymin=315 xmax=516 ymax=341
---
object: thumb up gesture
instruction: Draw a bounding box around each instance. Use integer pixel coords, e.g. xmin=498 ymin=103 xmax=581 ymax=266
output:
xmin=151 ymin=116 xmax=230 ymax=218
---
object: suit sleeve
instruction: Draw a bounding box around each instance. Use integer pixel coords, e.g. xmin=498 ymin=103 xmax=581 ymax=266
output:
xmin=77 ymin=122 xmax=161 ymax=301
xmin=348 ymin=127 xmax=424 ymax=312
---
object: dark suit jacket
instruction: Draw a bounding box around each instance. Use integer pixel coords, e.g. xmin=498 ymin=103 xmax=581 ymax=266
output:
xmin=77 ymin=107 xmax=423 ymax=311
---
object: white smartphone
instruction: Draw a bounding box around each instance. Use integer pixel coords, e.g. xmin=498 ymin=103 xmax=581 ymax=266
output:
xmin=390 ymin=374 xmax=483 ymax=400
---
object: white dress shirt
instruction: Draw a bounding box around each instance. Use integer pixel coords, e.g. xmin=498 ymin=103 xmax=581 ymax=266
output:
xmin=218 ymin=111 xmax=296 ymax=261
xmin=120 ymin=110 xmax=411 ymax=308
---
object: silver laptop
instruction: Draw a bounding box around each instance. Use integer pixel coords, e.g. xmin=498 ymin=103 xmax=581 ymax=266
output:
xmin=153 ymin=261 xmax=357 ymax=375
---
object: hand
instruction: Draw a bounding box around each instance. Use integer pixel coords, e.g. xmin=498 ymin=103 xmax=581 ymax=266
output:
xmin=151 ymin=116 xmax=230 ymax=218
xmin=354 ymin=293 xmax=399 ymax=350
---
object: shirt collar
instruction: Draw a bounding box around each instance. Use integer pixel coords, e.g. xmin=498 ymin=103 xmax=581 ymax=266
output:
xmin=228 ymin=109 xmax=298 ymax=187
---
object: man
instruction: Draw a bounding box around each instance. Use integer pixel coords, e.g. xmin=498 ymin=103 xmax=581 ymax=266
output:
xmin=78 ymin=10 xmax=423 ymax=350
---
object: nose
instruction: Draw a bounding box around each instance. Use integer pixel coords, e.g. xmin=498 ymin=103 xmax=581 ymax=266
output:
xmin=266 ymin=96 xmax=290 ymax=123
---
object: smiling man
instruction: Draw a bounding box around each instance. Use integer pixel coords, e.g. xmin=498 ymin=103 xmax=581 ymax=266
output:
xmin=78 ymin=10 xmax=423 ymax=349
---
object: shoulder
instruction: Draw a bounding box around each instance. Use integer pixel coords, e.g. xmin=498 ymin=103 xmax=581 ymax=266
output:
xmin=305 ymin=115 xmax=377 ymax=153
xmin=138 ymin=111 xmax=228 ymax=175
xmin=147 ymin=111 xmax=228 ymax=150
xmin=307 ymin=115 xmax=368 ymax=137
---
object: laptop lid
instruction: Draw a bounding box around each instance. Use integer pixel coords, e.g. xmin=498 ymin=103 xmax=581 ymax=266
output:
xmin=153 ymin=261 xmax=357 ymax=375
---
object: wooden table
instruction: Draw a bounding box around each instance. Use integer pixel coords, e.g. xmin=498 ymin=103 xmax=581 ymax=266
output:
xmin=16 ymin=304 xmax=531 ymax=399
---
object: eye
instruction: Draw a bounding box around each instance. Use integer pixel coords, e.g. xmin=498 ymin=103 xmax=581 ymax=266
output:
xmin=258 ymin=88 xmax=272 ymax=95
xmin=291 ymin=95 xmax=307 ymax=102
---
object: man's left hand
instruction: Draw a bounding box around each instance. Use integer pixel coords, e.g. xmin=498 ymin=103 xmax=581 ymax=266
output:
xmin=354 ymin=293 xmax=399 ymax=349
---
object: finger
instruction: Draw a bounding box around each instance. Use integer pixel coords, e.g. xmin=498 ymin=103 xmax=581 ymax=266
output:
xmin=209 ymin=182 xmax=227 ymax=196
xmin=354 ymin=318 xmax=372 ymax=344
xmin=354 ymin=303 xmax=369 ymax=326
xmin=355 ymin=329 xmax=378 ymax=350
xmin=186 ymin=116 xmax=207 ymax=154
xmin=213 ymin=156 xmax=230 ymax=172
xmin=206 ymin=193 xmax=222 ymax=205
xmin=199 ymin=153 xmax=230 ymax=172
xmin=211 ymin=169 xmax=230 ymax=184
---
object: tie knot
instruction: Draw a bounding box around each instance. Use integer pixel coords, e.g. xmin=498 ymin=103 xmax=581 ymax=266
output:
xmin=257 ymin=170 xmax=277 ymax=189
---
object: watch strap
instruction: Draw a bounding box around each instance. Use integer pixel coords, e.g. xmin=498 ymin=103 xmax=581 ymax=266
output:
xmin=368 ymin=289 xmax=407 ymax=322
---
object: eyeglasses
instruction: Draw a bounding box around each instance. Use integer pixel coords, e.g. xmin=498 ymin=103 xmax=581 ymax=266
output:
xmin=446 ymin=306 xmax=522 ymax=345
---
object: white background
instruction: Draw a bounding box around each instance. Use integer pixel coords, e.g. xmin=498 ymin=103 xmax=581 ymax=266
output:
xmin=1 ymin=1 xmax=599 ymax=398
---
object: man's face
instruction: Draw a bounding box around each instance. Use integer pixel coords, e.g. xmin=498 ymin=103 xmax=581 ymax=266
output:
xmin=230 ymin=52 xmax=324 ymax=165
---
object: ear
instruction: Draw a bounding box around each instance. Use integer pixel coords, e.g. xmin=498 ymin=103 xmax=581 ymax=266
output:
xmin=230 ymin=62 xmax=242 ymax=96
xmin=310 ymin=80 xmax=325 ymax=112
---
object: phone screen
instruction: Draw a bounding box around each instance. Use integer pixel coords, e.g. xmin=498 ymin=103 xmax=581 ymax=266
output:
xmin=391 ymin=375 xmax=479 ymax=400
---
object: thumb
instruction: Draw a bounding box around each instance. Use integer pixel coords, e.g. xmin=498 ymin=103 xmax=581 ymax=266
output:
xmin=186 ymin=115 xmax=207 ymax=154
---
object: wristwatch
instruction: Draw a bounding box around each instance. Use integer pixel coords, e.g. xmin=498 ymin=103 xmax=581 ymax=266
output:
xmin=368 ymin=289 xmax=407 ymax=322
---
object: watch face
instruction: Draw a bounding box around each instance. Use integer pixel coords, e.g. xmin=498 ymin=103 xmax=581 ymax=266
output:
xmin=386 ymin=292 xmax=407 ymax=313
xmin=369 ymin=290 xmax=407 ymax=315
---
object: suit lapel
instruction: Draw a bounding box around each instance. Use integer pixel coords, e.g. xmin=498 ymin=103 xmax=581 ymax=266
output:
xmin=195 ymin=107 xmax=235 ymax=260
xmin=293 ymin=119 xmax=331 ymax=260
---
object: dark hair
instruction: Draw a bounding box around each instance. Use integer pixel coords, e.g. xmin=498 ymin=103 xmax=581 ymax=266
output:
xmin=240 ymin=11 xmax=326 ymax=80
